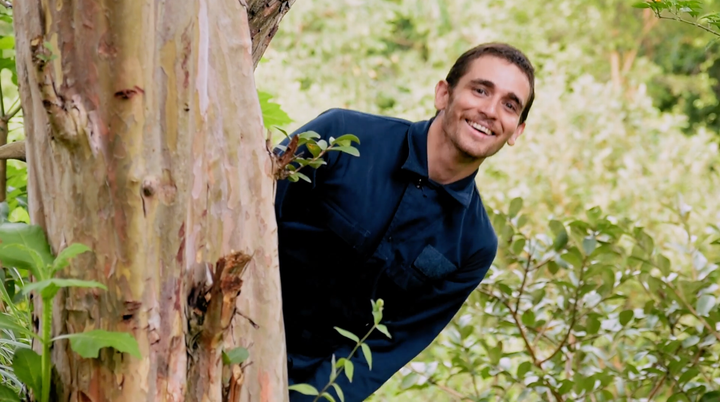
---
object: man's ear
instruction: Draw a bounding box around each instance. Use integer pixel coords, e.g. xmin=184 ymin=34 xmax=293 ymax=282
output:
xmin=507 ymin=122 xmax=525 ymax=146
xmin=434 ymin=80 xmax=450 ymax=112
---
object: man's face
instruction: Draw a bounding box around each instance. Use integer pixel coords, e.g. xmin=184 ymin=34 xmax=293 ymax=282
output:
xmin=435 ymin=55 xmax=531 ymax=161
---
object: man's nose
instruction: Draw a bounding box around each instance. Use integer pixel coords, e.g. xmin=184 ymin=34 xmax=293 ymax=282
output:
xmin=479 ymin=98 xmax=498 ymax=119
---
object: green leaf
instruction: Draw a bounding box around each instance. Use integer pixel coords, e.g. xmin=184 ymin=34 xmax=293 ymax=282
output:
xmin=297 ymin=131 xmax=321 ymax=140
xmin=55 ymin=329 xmax=141 ymax=359
xmin=619 ymin=310 xmax=634 ymax=326
xmin=400 ymin=372 xmax=419 ymax=389
xmin=700 ymin=391 xmax=720 ymax=402
xmin=0 ymin=313 xmax=36 ymax=338
xmin=0 ymin=223 xmax=54 ymax=277
xmin=656 ymin=254 xmax=671 ymax=276
xmin=376 ymin=324 xmax=391 ymax=338
xmin=682 ymin=335 xmax=700 ymax=349
xmin=360 ymin=343 xmax=372 ymax=370
xmin=488 ymin=341 xmax=502 ymax=365
xmin=331 ymin=383 xmax=345 ymax=402
xmin=23 ymin=278 xmax=106 ymax=300
xmin=521 ymin=310 xmax=535 ymax=327
xmin=679 ymin=368 xmax=699 ymax=384
xmin=558 ymin=380 xmax=573 ymax=394
xmin=0 ymin=384 xmax=20 ymax=402
xmin=288 ymin=384 xmax=319 ymax=396
xmin=517 ymin=361 xmax=532 ymax=378
xmin=321 ymin=392 xmax=337 ymax=402
xmin=547 ymin=261 xmax=560 ymax=275
xmin=12 ymin=348 xmax=42 ymax=396
xmin=52 ymin=243 xmax=91 ymax=273
xmin=306 ymin=143 xmax=322 ymax=158
xmin=668 ymin=392 xmax=690 ymax=402
xmin=582 ymin=237 xmax=597 ymax=256
xmin=290 ymin=172 xmax=312 ymax=183
xmin=222 ymin=347 xmax=249 ymax=365
xmin=697 ymin=295 xmax=716 ymax=316
xmin=334 ymin=327 xmax=359 ymax=343
xmin=0 ymin=37 xmax=14 ymax=50
xmin=331 ymin=134 xmax=361 ymax=146
xmin=632 ymin=2 xmax=651 ymax=9
xmin=586 ymin=316 xmax=601 ymax=335
xmin=257 ymin=91 xmax=292 ymax=127
xmin=511 ymin=238 xmax=526 ymax=255
xmin=508 ymin=197 xmax=523 ymax=218
xmin=328 ymin=146 xmax=360 ymax=157
xmin=344 ymin=359 xmax=354 ymax=382
xmin=561 ymin=248 xmax=584 ymax=268
xmin=549 ymin=220 xmax=568 ymax=250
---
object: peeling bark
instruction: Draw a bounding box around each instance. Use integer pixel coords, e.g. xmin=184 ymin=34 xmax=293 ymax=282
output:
xmin=13 ymin=0 xmax=288 ymax=401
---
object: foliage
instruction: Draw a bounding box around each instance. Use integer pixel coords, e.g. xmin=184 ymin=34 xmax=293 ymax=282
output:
xmin=0 ymin=223 xmax=140 ymax=402
xmin=635 ymin=0 xmax=720 ymax=38
xmin=289 ymin=300 xmax=392 ymax=402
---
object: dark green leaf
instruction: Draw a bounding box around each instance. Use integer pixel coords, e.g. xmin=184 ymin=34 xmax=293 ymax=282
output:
xmin=668 ymin=392 xmax=690 ymax=402
xmin=0 ymin=384 xmax=20 ymax=402
xmin=511 ymin=238 xmax=526 ymax=255
xmin=558 ymin=380 xmax=573 ymax=394
xmin=619 ymin=310 xmax=634 ymax=326
xmin=306 ymin=143 xmax=322 ymax=158
xmin=547 ymin=261 xmax=560 ymax=275
xmin=12 ymin=348 xmax=42 ymax=396
xmin=517 ymin=361 xmax=532 ymax=378
xmin=52 ymin=243 xmax=91 ymax=273
xmin=360 ymin=343 xmax=372 ymax=370
xmin=222 ymin=347 xmax=249 ymax=365
xmin=488 ymin=341 xmax=502 ymax=365
xmin=334 ymin=327 xmax=359 ymax=343
xmin=508 ymin=197 xmax=523 ymax=218
xmin=521 ymin=310 xmax=535 ymax=327
xmin=344 ymin=359 xmax=354 ymax=382
xmin=586 ymin=316 xmax=601 ymax=335
xmin=700 ymin=391 xmax=720 ymax=402
xmin=376 ymin=324 xmax=391 ymax=338
xmin=56 ymin=329 xmax=141 ymax=358
xmin=679 ymin=368 xmax=700 ymax=384
xmin=288 ymin=384 xmax=319 ymax=396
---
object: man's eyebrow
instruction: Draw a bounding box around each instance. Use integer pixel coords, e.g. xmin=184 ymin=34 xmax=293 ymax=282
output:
xmin=469 ymin=78 xmax=525 ymax=110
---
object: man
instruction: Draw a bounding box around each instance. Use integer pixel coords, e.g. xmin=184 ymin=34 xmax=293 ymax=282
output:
xmin=275 ymin=42 xmax=535 ymax=401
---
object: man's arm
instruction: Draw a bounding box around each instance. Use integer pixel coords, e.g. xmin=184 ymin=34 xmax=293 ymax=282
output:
xmin=289 ymin=246 xmax=497 ymax=402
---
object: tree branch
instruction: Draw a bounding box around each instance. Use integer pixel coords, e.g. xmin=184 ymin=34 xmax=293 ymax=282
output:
xmin=656 ymin=14 xmax=720 ymax=38
xmin=0 ymin=141 xmax=25 ymax=161
xmin=0 ymin=0 xmax=10 ymax=9
xmin=664 ymin=282 xmax=720 ymax=343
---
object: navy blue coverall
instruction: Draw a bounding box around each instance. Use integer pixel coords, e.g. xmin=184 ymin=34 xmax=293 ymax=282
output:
xmin=275 ymin=109 xmax=498 ymax=401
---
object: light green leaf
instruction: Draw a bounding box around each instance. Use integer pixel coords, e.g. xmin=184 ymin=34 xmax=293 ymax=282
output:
xmin=679 ymin=368 xmax=699 ymax=384
xmin=344 ymin=359 xmax=354 ymax=382
xmin=328 ymin=146 xmax=360 ymax=157
xmin=321 ymin=392 xmax=337 ymax=402
xmin=257 ymin=91 xmax=292 ymax=128
xmin=0 ymin=313 xmax=36 ymax=339
xmin=288 ymin=384 xmax=319 ymax=396
xmin=290 ymin=172 xmax=312 ymax=183
xmin=619 ymin=310 xmax=634 ymax=326
xmin=682 ymin=335 xmax=700 ymax=349
xmin=331 ymin=134 xmax=360 ymax=146
xmin=632 ymin=2 xmax=651 ymax=8
xmin=582 ymin=237 xmax=597 ymax=256
xmin=521 ymin=310 xmax=535 ymax=327
xmin=360 ymin=343 xmax=372 ymax=370
xmin=334 ymin=327 xmax=359 ymax=343
xmin=12 ymin=348 xmax=42 ymax=396
xmin=222 ymin=347 xmax=249 ymax=365
xmin=297 ymin=131 xmax=321 ymax=140
xmin=0 ymin=384 xmax=20 ymax=402
xmin=586 ymin=316 xmax=601 ymax=335
xmin=55 ymin=329 xmax=141 ymax=358
xmin=668 ymin=392 xmax=690 ymax=402
xmin=376 ymin=324 xmax=391 ymax=339
xmin=23 ymin=278 xmax=106 ymax=300
xmin=697 ymin=295 xmax=716 ymax=317
xmin=400 ymin=372 xmax=419 ymax=390
xmin=0 ymin=223 xmax=54 ymax=276
xmin=517 ymin=361 xmax=532 ymax=378
xmin=0 ymin=37 xmax=14 ymax=50
xmin=53 ymin=243 xmax=92 ymax=273
xmin=549 ymin=220 xmax=568 ymax=250
xmin=508 ymin=197 xmax=523 ymax=218
xmin=331 ymin=383 xmax=345 ymax=402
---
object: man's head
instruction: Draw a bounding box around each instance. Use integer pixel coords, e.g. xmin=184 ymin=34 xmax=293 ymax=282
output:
xmin=434 ymin=43 xmax=535 ymax=161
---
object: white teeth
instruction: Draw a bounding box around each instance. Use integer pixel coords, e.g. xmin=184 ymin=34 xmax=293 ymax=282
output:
xmin=467 ymin=120 xmax=493 ymax=136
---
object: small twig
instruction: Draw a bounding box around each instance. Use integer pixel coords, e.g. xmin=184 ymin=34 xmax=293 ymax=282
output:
xmin=664 ymin=282 xmax=720 ymax=343
xmin=514 ymin=239 xmax=534 ymax=314
xmin=655 ymin=12 xmax=720 ymax=38
xmin=3 ymin=102 xmax=21 ymax=122
xmin=0 ymin=0 xmax=10 ymax=9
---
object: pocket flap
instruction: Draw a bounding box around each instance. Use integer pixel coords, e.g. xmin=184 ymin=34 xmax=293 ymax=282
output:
xmin=413 ymin=245 xmax=457 ymax=280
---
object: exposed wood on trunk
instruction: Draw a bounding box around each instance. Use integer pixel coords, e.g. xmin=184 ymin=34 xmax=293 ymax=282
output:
xmin=13 ymin=0 xmax=288 ymax=401
xmin=247 ymin=0 xmax=297 ymax=69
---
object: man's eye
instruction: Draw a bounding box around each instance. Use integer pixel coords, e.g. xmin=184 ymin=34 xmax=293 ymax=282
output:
xmin=475 ymin=88 xmax=486 ymax=95
xmin=505 ymin=102 xmax=517 ymax=111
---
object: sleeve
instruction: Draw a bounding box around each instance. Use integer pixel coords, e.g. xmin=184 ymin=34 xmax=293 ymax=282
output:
xmin=275 ymin=108 xmax=347 ymax=220
xmin=288 ymin=245 xmax=497 ymax=402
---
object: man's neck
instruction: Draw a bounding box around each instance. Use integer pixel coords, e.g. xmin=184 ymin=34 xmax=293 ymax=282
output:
xmin=427 ymin=115 xmax=484 ymax=185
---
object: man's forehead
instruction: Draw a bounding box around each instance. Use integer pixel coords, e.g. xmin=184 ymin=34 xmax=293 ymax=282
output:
xmin=461 ymin=56 xmax=532 ymax=101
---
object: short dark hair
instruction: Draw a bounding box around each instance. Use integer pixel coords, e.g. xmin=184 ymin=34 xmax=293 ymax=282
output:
xmin=445 ymin=43 xmax=535 ymax=124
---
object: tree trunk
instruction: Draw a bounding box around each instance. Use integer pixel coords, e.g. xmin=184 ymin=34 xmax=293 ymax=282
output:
xmin=13 ymin=0 xmax=288 ymax=401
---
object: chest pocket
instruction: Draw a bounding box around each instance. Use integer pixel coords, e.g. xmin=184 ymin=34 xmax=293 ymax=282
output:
xmin=385 ymin=245 xmax=458 ymax=291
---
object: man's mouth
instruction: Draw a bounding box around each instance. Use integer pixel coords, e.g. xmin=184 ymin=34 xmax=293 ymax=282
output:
xmin=466 ymin=119 xmax=494 ymax=136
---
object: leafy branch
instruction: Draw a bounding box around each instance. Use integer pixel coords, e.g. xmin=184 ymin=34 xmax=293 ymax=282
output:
xmin=634 ymin=0 xmax=720 ymax=38
xmin=271 ymin=131 xmax=360 ymax=183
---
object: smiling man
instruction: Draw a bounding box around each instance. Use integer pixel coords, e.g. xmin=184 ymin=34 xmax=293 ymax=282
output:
xmin=276 ymin=43 xmax=535 ymax=401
